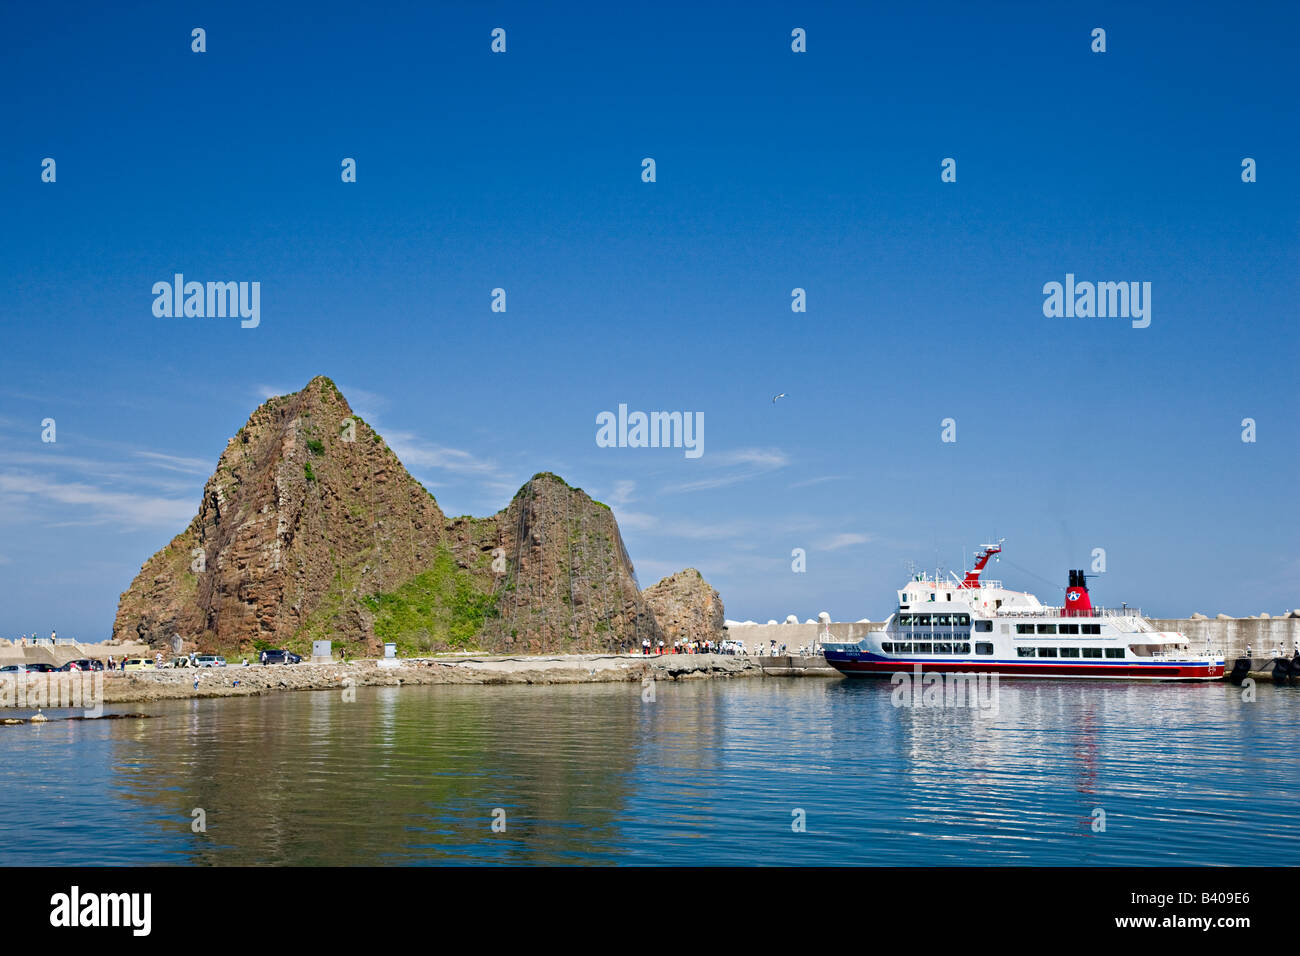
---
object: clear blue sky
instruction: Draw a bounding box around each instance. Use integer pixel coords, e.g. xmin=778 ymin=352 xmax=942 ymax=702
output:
xmin=1 ymin=0 xmax=1296 ymax=639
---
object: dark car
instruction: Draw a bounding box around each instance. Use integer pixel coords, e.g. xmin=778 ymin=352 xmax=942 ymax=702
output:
xmin=25 ymin=662 xmax=58 ymax=673
xmin=57 ymin=659 xmax=103 ymax=672
xmin=259 ymin=649 xmax=302 ymax=665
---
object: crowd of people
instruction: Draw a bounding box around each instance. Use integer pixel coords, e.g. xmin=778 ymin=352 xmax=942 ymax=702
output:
xmin=632 ymin=638 xmax=789 ymax=656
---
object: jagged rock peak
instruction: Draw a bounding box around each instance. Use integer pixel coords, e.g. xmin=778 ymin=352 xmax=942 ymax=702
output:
xmin=643 ymin=568 xmax=725 ymax=644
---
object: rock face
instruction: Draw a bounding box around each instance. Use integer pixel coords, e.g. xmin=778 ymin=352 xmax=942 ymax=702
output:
xmin=467 ymin=474 xmax=663 ymax=654
xmin=642 ymin=569 xmax=725 ymax=644
xmin=112 ymin=377 xmax=665 ymax=657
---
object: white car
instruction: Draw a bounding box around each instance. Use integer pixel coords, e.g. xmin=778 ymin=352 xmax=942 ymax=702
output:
xmin=194 ymin=655 xmax=227 ymax=668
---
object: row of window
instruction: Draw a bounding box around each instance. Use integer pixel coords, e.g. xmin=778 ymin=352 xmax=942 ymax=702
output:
xmin=882 ymin=642 xmax=975 ymax=655
xmin=1014 ymin=623 xmax=1102 ymax=635
xmin=896 ymin=613 xmax=972 ymax=627
xmin=881 ymin=642 xmax=1128 ymax=659
xmin=1016 ymin=647 xmax=1125 ymax=658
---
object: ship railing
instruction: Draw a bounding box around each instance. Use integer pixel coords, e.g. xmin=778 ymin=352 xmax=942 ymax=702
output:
xmin=996 ymin=606 xmax=1146 ymax=620
xmin=1134 ymin=648 xmax=1224 ymax=661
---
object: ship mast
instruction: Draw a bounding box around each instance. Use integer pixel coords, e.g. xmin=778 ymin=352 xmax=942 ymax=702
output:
xmin=959 ymin=539 xmax=1004 ymax=588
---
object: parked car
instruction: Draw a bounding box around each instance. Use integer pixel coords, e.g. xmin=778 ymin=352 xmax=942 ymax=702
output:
xmin=57 ymin=659 xmax=102 ymax=672
xmin=0 ymin=664 xmax=28 ymax=674
xmin=122 ymin=658 xmax=156 ymax=671
xmin=194 ymin=655 xmax=227 ymax=668
xmin=24 ymin=662 xmax=58 ymax=673
xmin=259 ymin=649 xmax=302 ymax=665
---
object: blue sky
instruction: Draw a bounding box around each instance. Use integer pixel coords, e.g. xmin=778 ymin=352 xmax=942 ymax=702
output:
xmin=1 ymin=0 xmax=1296 ymax=639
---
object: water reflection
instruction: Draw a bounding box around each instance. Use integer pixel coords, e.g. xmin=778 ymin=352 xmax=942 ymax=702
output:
xmin=0 ymin=678 xmax=1295 ymax=865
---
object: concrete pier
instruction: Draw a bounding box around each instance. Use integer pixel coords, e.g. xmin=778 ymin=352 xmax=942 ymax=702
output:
xmin=755 ymin=655 xmax=839 ymax=677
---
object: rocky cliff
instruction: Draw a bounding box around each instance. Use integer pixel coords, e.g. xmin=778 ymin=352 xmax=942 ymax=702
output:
xmin=113 ymin=377 xmax=669 ymax=657
xmin=642 ymin=569 xmax=725 ymax=644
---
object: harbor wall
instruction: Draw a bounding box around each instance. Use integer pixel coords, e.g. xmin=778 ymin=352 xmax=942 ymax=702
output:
xmin=726 ymin=618 xmax=1299 ymax=660
xmin=1150 ymin=618 xmax=1298 ymax=659
xmin=723 ymin=621 xmax=882 ymax=652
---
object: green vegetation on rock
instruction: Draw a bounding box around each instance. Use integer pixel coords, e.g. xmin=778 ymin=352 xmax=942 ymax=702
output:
xmin=363 ymin=548 xmax=496 ymax=655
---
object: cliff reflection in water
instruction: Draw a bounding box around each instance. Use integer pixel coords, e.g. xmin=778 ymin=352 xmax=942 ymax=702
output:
xmin=110 ymin=683 xmax=670 ymax=865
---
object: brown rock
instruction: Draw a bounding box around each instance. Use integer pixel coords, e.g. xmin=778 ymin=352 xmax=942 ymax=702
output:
xmin=112 ymin=379 xmax=664 ymax=658
xmin=642 ymin=568 xmax=725 ymax=645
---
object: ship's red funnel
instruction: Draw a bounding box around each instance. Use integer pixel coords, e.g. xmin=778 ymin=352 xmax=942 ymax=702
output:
xmin=1064 ymin=569 xmax=1092 ymax=616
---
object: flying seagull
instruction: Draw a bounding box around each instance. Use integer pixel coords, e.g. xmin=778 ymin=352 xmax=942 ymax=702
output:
xmin=772 ymin=392 xmax=786 ymax=403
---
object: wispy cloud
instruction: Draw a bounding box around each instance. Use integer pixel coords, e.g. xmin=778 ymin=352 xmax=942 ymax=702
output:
xmin=710 ymin=448 xmax=790 ymax=468
xmin=0 ymin=472 xmax=194 ymax=529
xmin=608 ymin=480 xmax=637 ymax=506
xmin=254 ymin=384 xmax=292 ymax=402
xmin=819 ymin=532 xmax=872 ymax=551
xmin=337 ymin=383 xmax=388 ymax=420
xmin=383 ymin=429 xmax=503 ymax=477
xmin=133 ymin=451 xmax=211 ymax=475
xmin=614 ymin=510 xmax=657 ymax=531
xmin=662 ymin=446 xmax=789 ymax=494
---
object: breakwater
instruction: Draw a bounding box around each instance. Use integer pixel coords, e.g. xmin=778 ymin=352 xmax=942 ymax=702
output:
xmin=727 ymin=617 xmax=1300 ymax=661
xmin=60 ymin=654 xmax=762 ymax=705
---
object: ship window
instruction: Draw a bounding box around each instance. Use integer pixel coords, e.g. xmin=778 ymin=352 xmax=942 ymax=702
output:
xmin=896 ymin=614 xmax=911 ymax=626
xmin=1105 ymin=648 xmax=1126 ymax=658
xmin=897 ymin=643 xmax=912 ymax=653
xmin=957 ymin=643 xmax=970 ymax=654
xmin=946 ymin=593 xmax=952 ymax=601
xmin=1060 ymin=624 xmax=1080 ymax=635
xmin=1036 ymin=624 xmax=1057 ymax=634
xmin=976 ymin=642 xmax=994 ymax=656
xmin=881 ymin=642 xmax=892 ymax=653
xmin=1017 ymin=647 xmax=1036 ymax=657
xmin=915 ymin=643 xmax=932 ymax=653
xmin=958 ymin=614 xmax=971 ymax=626
xmin=1016 ymin=624 xmax=1035 ymax=635
xmin=1082 ymin=648 xmax=1103 ymax=658
xmin=1037 ymin=646 xmax=1058 ymax=657
xmin=916 ymin=614 xmax=931 ymax=626
xmin=935 ymin=643 xmax=952 ymax=654
xmin=1083 ymin=624 xmax=1102 ymax=635
xmin=929 ymin=593 xmax=935 ymax=602
xmin=934 ymin=614 xmax=950 ymax=626
xmin=1059 ymin=647 xmax=1080 ymax=657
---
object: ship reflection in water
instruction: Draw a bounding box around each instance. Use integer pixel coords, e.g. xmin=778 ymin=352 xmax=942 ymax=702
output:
xmin=0 ymin=679 xmax=1294 ymax=866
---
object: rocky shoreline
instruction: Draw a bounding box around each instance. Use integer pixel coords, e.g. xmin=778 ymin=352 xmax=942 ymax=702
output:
xmin=95 ymin=653 xmax=766 ymax=704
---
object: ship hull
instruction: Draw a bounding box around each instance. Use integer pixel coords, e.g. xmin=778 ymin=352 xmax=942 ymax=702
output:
xmin=823 ymin=651 xmax=1224 ymax=682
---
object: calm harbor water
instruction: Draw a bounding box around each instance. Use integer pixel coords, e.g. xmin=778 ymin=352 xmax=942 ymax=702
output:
xmin=1 ymin=677 xmax=1296 ymax=866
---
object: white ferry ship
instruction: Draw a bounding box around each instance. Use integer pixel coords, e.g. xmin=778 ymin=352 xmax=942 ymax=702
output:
xmin=821 ymin=543 xmax=1224 ymax=681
